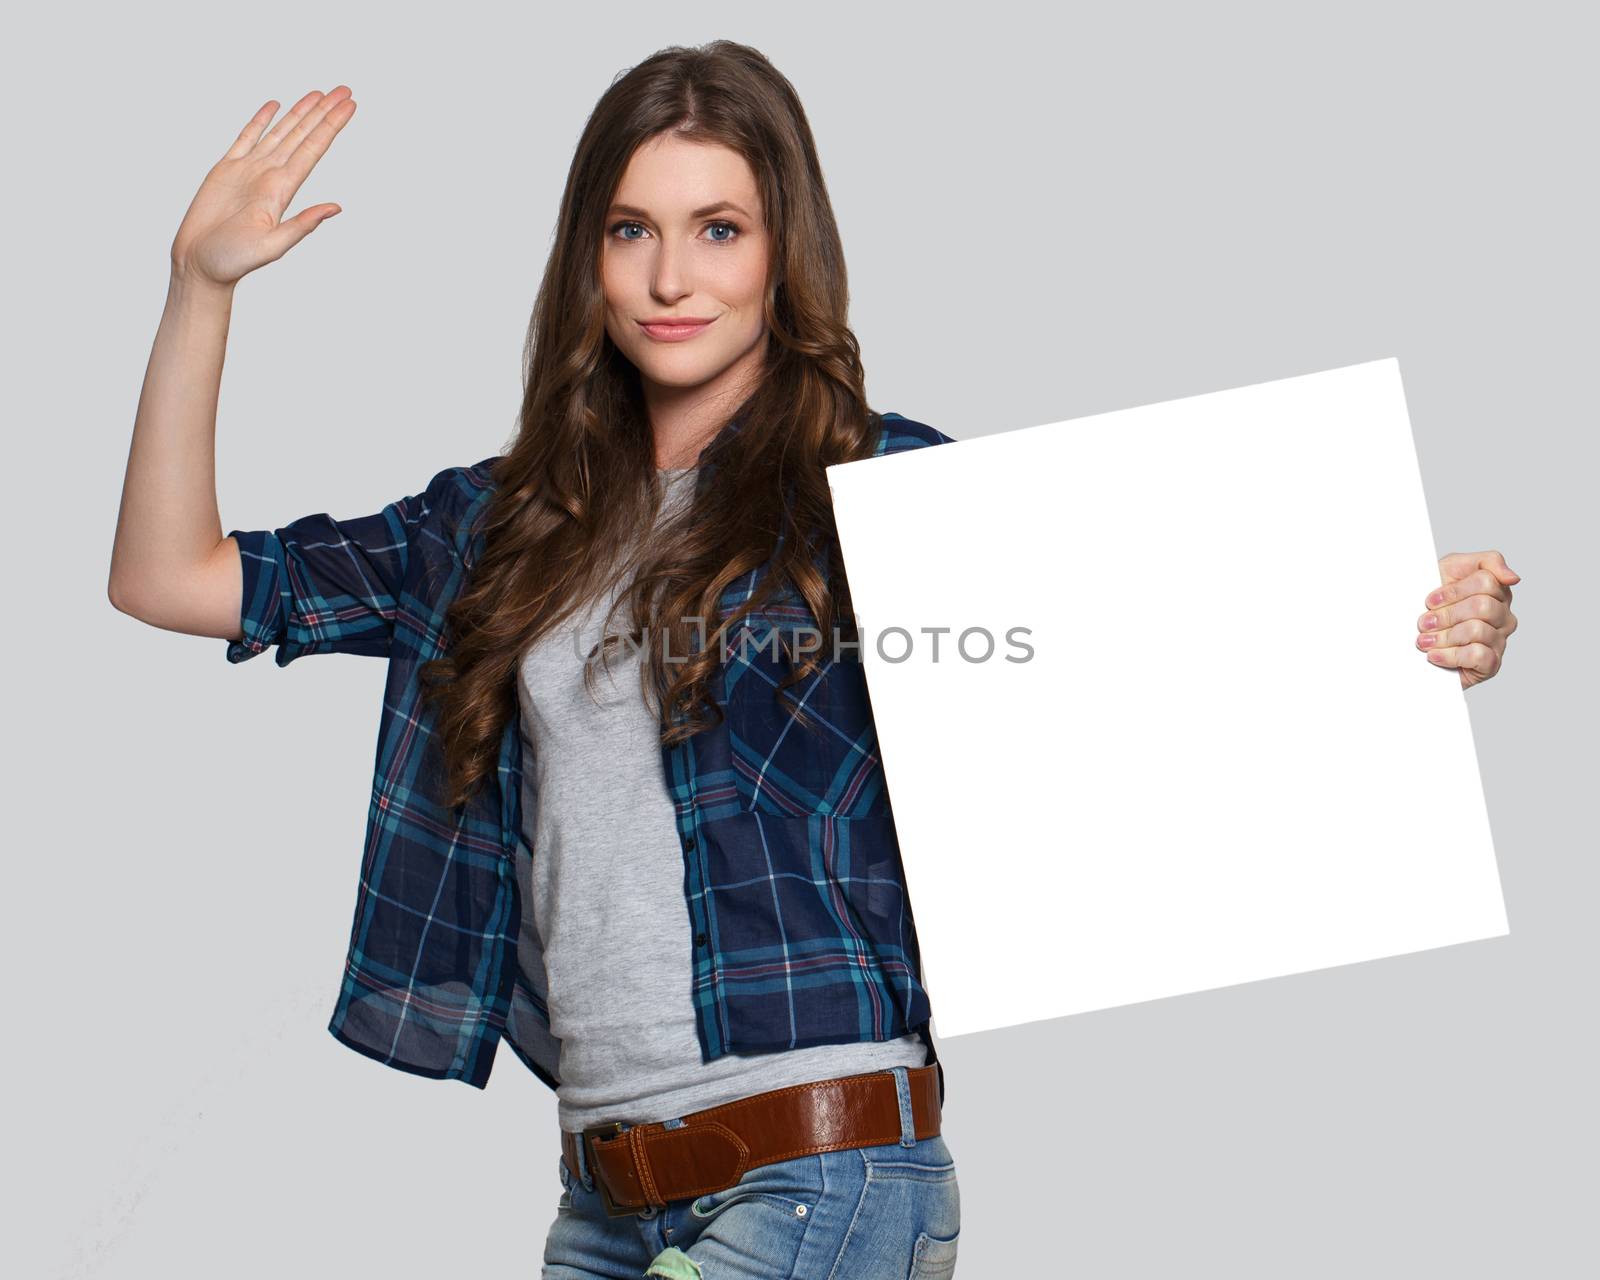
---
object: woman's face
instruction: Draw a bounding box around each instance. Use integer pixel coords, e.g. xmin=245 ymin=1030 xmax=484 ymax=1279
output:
xmin=601 ymin=134 xmax=770 ymax=402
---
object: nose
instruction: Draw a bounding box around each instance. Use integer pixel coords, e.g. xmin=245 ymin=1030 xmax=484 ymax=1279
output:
xmin=651 ymin=236 xmax=691 ymax=301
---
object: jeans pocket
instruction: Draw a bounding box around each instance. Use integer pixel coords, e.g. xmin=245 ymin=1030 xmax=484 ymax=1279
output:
xmin=687 ymin=1152 xmax=823 ymax=1219
xmin=861 ymin=1133 xmax=958 ymax=1180
xmin=908 ymin=1226 xmax=960 ymax=1279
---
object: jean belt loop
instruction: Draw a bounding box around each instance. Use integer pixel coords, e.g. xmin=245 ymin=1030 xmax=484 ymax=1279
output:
xmin=575 ymin=1127 xmax=596 ymax=1191
xmin=891 ymin=1065 xmax=916 ymax=1147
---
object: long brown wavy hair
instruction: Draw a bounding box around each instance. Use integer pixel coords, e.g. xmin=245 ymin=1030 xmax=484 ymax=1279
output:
xmin=418 ymin=40 xmax=890 ymax=812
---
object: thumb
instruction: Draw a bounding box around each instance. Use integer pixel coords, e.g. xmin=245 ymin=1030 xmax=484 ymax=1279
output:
xmin=267 ymin=203 xmax=342 ymax=257
xmin=1487 ymin=550 xmax=1521 ymax=584
xmin=1439 ymin=549 xmax=1520 ymax=585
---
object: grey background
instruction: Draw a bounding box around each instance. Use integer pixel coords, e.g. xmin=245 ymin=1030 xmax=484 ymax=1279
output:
xmin=4 ymin=2 xmax=1593 ymax=1276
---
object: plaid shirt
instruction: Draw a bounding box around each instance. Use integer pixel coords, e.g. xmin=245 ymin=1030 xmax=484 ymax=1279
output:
xmin=225 ymin=412 xmax=955 ymax=1102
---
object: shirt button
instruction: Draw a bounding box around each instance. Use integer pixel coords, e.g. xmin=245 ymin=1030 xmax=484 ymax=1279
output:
xmin=683 ymin=835 xmax=696 ymax=853
xmin=695 ymin=932 xmax=707 ymax=947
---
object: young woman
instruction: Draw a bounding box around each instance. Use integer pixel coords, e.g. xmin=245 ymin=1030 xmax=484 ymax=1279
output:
xmin=110 ymin=41 xmax=968 ymax=1280
xmin=109 ymin=39 xmax=1523 ymax=1280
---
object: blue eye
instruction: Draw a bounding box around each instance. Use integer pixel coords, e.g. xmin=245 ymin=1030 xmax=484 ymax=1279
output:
xmin=607 ymin=219 xmax=742 ymax=244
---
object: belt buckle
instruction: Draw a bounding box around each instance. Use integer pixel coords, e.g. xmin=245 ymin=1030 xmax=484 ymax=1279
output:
xmin=581 ymin=1121 xmax=637 ymax=1218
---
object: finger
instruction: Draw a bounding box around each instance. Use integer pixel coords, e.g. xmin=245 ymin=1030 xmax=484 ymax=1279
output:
xmin=225 ymin=100 xmax=279 ymax=160
xmin=255 ymin=90 xmax=328 ymax=157
xmin=1487 ymin=549 xmax=1521 ymax=584
xmin=263 ymin=204 xmax=342 ymax=258
xmin=1425 ymin=566 xmax=1513 ymax=612
xmin=1417 ymin=615 xmax=1497 ymax=653
xmin=1427 ymin=640 xmax=1500 ymax=681
xmin=272 ymin=86 xmax=353 ymax=170
xmin=1459 ymin=567 xmax=1513 ymax=602
xmin=279 ymin=94 xmax=357 ymax=194
xmin=1418 ymin=591 xmax=1511 ymax=638
xmin=1439 ymin=549 xmax=1520 ymax=588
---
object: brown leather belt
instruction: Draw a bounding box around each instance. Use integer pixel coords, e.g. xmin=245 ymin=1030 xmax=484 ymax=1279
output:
xmin=560 ymin=1064 xmax=943 ymax=1217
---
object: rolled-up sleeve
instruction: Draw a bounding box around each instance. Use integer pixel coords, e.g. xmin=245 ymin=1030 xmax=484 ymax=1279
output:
xmin=224 ymin=466 xmax=465 ymax=666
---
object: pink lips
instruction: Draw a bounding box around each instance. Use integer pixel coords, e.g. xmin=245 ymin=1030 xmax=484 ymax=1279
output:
xmin=638 ymin=317 xmax=716 ymax=342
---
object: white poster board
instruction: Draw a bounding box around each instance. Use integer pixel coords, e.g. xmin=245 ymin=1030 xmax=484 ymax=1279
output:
xmin=826 ymin=358 xmax=1509 ymax=1038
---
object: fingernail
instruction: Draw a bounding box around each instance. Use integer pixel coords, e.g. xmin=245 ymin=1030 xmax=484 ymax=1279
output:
xmin=1426 ymin=590 xmax=1445 ymax=607
xmin=1418 ymin=634 xmax=1436 ymax=648
xmin=1422 ymin=614 xmax=1438 ymax=630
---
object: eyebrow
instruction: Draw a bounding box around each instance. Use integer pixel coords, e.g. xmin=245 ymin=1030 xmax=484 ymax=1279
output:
xmin=607 ymin=200 xmax=753 ymax=220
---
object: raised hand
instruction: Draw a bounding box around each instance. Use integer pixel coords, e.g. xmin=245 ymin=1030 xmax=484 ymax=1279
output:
xmin=169 ymin=88 xmax=357 ymax=288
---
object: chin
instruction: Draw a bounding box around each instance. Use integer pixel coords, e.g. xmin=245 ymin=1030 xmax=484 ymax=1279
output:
xmin=635 ymin=355 xmax=732 ymax=388
xmin=635 ymin=365 xmax=704 ymax=388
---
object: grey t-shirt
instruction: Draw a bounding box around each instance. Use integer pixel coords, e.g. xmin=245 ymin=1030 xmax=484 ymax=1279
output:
xmin=515 ymin=465 xmax=927 ymax=1131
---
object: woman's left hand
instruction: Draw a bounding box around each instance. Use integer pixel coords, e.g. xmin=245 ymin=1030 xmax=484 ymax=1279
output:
xmin=1417 ymin=550 xmax=1521 ymax=689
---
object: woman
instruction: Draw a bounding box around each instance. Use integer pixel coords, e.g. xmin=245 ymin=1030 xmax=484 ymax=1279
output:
xmin=112 ymin=41 xmax=965 ymax=1280
xmin=108 ymin=40 xmax=1520 ymax=1280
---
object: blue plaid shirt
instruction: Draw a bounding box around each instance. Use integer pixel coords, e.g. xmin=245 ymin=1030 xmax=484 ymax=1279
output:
xmin=226 ymin=412 xmax=955 ymax=1101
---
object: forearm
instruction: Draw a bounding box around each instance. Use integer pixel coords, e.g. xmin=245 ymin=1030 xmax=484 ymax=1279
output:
xmin=107 ymin=269 xmax=237 ymax=614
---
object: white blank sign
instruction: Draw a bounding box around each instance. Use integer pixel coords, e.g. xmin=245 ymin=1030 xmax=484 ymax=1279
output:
xmin=826 ymin=358 xmax=1509 ymax=1039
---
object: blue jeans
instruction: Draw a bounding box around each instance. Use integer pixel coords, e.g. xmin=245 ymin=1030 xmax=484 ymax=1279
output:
xmin=542 ymin=1066 xmax=961 ymax=1278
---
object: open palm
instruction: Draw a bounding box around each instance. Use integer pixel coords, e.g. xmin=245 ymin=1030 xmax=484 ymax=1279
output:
xmin=170 ymin=87 xmax=357 ymax=287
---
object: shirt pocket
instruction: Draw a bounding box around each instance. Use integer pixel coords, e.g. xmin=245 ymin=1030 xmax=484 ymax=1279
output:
xmin=719 ymin=596 xmax=887 ymax=817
